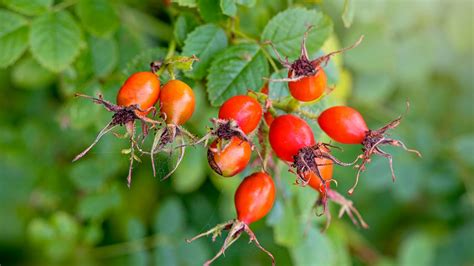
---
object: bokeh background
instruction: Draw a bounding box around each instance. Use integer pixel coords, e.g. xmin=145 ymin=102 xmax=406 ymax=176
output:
xmin=1 ymin=0 xmax=473 ymax=265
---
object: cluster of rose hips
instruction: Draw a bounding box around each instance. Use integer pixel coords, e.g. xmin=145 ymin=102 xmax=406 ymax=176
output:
xmin=73 ymin=29 xmax=420 ymax=265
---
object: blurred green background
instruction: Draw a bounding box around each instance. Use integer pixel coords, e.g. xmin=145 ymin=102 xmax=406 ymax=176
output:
xmin=0 ymin=0 xmax=473 ymax=265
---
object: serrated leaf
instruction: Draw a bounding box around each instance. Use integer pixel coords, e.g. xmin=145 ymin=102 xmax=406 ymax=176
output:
xmin=261 ymin=7 xmax=333 ymax=61
xmin=76 ymin=0 xmax=119 ymax=37
xmin=182 ymin=24 xmax=228 ymax=79
xmin=220 ymin=0 xmax=237 ymax=17
xmin=268 ymin=69 xmax=290 ymax=100
xmin=30 ymin=11 xmax=83 ymax=72
xmin=207 ymin=43 xmax=269 ymax=106
xmin=164 ymin=55 xmax=198 ymax=71
xmin=174 ymin=12 xmax=199 ymax=46
xmin=3 ymin=0 xmax=52 ymax=16
xmin=342 ymin=0 xmax=355 ymax=28
xmin=12 ymin=57 xmax=55 ymax=90
xmin=172 ymin=0 xmax=197 ymax=7
xmin=88 ymin=35 xmax=118 ymax=77
xmin=198 ymin=0 xmax=225 ymax=23
xmin=0 ymin=10 xmax=29 ymax=68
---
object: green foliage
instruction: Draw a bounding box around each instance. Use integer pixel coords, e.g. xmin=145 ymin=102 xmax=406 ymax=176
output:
xmin=261 ymin=8 xmax=333 ymax=60
xmin=207 ymin=43 xmax=268 ymax=105
xmin=3 ymin=0 xmax=52 ymax=16
xmin=76 ymin=0 xmax=119 ymax=37
xmin=182 ymin=24 xmax=228 ymax=79
xmin=0 ymin=10 xmax=29 ymax=68
xmin=173 ymin=12 xmax=199 ymax=46
xmin=172 ymin=0 xmax=197 ymax=8
xmin=30 ymin=11 xmax=83 ymax=72
xmin=12 ymin=56 xmax=56 ymax=89
xmin=0 ymin=1 xmax=472 ymax=266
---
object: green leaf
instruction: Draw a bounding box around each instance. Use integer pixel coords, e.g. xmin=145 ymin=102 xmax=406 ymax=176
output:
xmin=344 ymin=23 xmax=395 ymax=73
xmin=70 ymin=156 xmax=121 ymax=191
xmin=268 ymin=69 xmax=290 ymax=100
xmin=220 ymin=0 xmax=237 ymax=17
xmin=126 ymin=218 xmax=150 ymax=265
xmin=78 ymin=186 xmax=121 ymax=220
xmin=172 ymin=146 xmax=207 ymax=193
xmin=220 ymin=0 xmax=256 ymax=16
xmin=120 ymin=6 xmax=172 ymax=42
xmin=88 ymin=35 xmax=118 ymax=77
xmin=172 ymin=0 xmax=197 ymax=7
xmin=177 ymin=230 xmax=211 ymax=265
xmin=342 ymin=0 xmax=355 ymax=28
xmin=290 ymin=227 xmax=335 ymax=266
xmin=123 ymin=47 xmax=167 ymax=76
xmin=117 ymin=26 xmax=145 ymax=67
xmin=76 ymin=0 xmax=119 ymax=37
xmin=207 ymin=43 xmax=269 ymax=106
xmin=12 ymin=57 xmax=55 ymax=90
xmin=82 ymin=223 xmax=103 ymax=245
xmin=51 ymin=212 xmax=80 ymax=242
xmin=267 ymin=200 xmax=300 ymax=247
xmin=30 ymin=11 xmax=83 ymax=72
xmin=353 ymin=73 xmax=394 ymax=105
xmin=453 ymin=135 xmax=474 ymax=167
xmin=0 ymin=10 xmax=29 ymax=68
xmin=236 ymin=0 xmax=255 ymax=7
xmin=164 ymin=55 xmax=198 ymax=71
xmin=154 ymin=245 xmax=178 ymax=266
xmin=261 ymin=7 xmax=333 ymax=61
xmin=154 ymin=197 xmax=186 ymax=236
xmin=198 ymin=0 xmax=225 ymax=23
xmin=3 ymin=0 xmax=52 ymax=16
xmin=28 ymin=218 xmax=55 ymax=245
xmin=398 ymin=232 xmax=435 ymax=266
xmin=174 ymin=12 xmax=199 ymax=46
xmin=182 ymin=24 xmax=228 ymax=79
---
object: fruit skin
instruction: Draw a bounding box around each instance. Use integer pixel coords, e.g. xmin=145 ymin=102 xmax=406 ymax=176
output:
xmin=208 ymin=137 xmax=251 ymax=177
xmin=218 ymin=95 xmax=263 ymax=134
xmin=288 ymin=67 xmax=326 ymax=102
xmin=116 ymin=72 xmax=160 ymax=115
xmin=235 ymin=172 xmax=275 ymax=224
xmin=269 ymin=114 xmax=315 ymax=162
xmin=303 ymin=157 xmax=333 ymax=194
xmin=318 ymin=106 xmax=368 ymax=144
xmin=160 ymin=80 xmax=195 ymax=125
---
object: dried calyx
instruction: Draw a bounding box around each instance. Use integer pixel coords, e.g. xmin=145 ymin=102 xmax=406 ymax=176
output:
xmin=291 ymin=143 xmax=355 ymax=187
xmin=187 ymin=118 xmax=253 ymax=151
xmin=148 ymin=124 xmax=197 ymax=180
xmin=72 ymin=93 xmax=161 ymax=187
xmin=312 ymin=189 xmax=369 ymax=233
xmin=186 ymin=219 xmax=275 ymax=266
xmin=265 ymin=25 xmax=364 ymax=83
xmin=350 ymin=115 xmax=422 ymax=194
